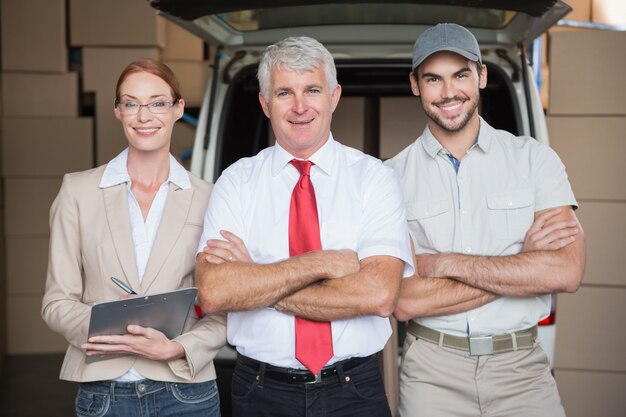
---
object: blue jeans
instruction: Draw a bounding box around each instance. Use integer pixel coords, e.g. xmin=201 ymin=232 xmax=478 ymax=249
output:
xmin=231 ymin=355 xmax=392 ymax=417
xmin=75 ymin=379 xmax=220 ymax=417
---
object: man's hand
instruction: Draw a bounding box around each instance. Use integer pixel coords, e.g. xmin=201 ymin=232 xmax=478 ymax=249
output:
xmin=196 ymin=230 xmax=361 ymax=314
xmin=202 ymin=230 xmax=253 ymax=264
xmin=415 ymin=207 xmax=580 ymax=280
xmin=202 ymin=230 xmax=359 ymax=279
xmin=415 ymin=206 xmax=584 ymax=296
xmin=276 ymin=255 xmax=402 ymax=321
xmin=81 ymin=325 xmax=185 ymax=361
xmin=522 ymin=207 xmax=579 ymax=252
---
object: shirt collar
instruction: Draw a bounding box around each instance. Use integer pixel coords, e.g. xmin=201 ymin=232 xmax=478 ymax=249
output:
xmin=422 ymin=116 xmax=491 ymax=158
xmin=99 ymin=148 xmax=190 ymax=190
xmin=422 ymin=126 xmax=444 ymax=159
xmin=271 ymin=134 xmax=335 ymax=176
xmin=168 ymin=153 xmax=191 ymax=189
xmin=474 ymin=117 xmax=492 ymax=152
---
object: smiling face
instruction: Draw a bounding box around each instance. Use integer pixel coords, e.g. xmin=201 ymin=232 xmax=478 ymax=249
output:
xmin=114 ymin=71 xmax=184 ymax=155
xmin=411 ymin=51 xmax=487 ymax=138
xmin=258 ymin=65 xmax=341 ymax=159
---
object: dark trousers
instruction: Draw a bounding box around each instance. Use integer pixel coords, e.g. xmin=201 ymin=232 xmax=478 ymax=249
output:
xmin=231 ymin=355 xmax=392 ymax=417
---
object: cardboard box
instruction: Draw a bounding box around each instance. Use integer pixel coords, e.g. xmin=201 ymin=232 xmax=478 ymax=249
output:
xmin=82 ymin=47 xmax=159 ymax=93
xmin=547 ymin=116 xmax=626 ymax=200
xmin=556 ymin=370 xmax=626 ymax=417
xmin=575 ymin=201 xmax=626 ymax=287
xmin=591 ymin=0 xmax=626 ymax=26
xmin=6 ymin=237 xmax=49 ymax=296
xmin=379 ymin=97 xmax=427 ymax=160
xmin=547 ymin=0 xmax=591 ymax=34
xmin=163 ymin=60 xmax=211 ymax=108
xmin=70 ymin=0 xmax=165 ymax=47
xmin=332 ymin=97 xmax=365 ymax=151
xmin=549 ymin=30 xmax=626 ymax=115
xmin=1 ymin=0 xmax=67 ymax=71
xmin=161 ymin=20 xmax=205 ymax=61
xmin=547 ymin=0 xmax=592 ymax=35
xmin=562 ymin=0 xmax=592 ymax=21
xmin=2 ymin=72 xmax=79 ymax=117
xmin=2 ymin=117 xmax=93 ymax=177
xmin=8 ymin=295 xmax=68 ymax=354
xmin=4 ymin=178 xmax=62 ymax=236
xmin=555 ymin=287 xmax=626 ymax=372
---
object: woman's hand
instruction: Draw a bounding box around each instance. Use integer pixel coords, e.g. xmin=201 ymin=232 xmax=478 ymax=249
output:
xmin=81 ymin=325 xmax=185 ymax=361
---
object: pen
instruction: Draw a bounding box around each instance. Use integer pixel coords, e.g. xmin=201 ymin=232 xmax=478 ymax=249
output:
xmin=111 ymin=276 xmax=137 ymax=295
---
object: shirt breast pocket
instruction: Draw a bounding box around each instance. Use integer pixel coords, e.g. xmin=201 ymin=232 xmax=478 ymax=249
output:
xmin=406 ymin=199 xmax=453 ymax=251
xmin=486 ymin=189 xmax=535 ymax=241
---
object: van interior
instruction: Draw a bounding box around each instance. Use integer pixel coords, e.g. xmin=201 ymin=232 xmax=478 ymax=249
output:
xmin=213 ymin=61 xmax=520 ymax=178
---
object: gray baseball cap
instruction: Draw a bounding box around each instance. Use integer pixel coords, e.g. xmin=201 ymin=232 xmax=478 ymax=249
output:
xmin=412 ymin=23 xmax=482 ymax=70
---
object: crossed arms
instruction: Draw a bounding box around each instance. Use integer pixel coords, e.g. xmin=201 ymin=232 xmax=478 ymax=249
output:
xmin=196 ymin=231 xmax=404 ymax=321
xmin=394 ymin=206 xmax=586 ymax=321
xmin=196 ymin=206 xmax=584 ymax=322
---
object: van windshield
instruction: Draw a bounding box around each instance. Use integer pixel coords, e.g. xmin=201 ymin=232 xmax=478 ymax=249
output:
xmin=215 ymin=4 xmax=516 ymax=31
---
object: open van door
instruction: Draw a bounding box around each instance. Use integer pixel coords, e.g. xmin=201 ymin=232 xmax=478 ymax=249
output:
xmin=148 ymin=0 xmax=570 ymax=181
xmin=150 ymin=0 xmax=570 ymax=49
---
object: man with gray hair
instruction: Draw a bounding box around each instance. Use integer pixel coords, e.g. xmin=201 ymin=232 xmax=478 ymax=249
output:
xmin=386 ymin=23 xmax=585 ymax=416
xmin=195 ymin=36 xmax=414 ymax=417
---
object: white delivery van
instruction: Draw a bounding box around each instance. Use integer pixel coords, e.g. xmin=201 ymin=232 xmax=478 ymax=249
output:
xmin=148 ymin=0 xmax=571 ymax=399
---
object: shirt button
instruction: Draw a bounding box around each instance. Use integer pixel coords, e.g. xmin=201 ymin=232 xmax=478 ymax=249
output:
xmin=461 ymin=209 xmax=466 ymax=214
xmin=507 ymin=200 xmax=513 ymax=206
xmin=465 ymin=247 xmax=472 ymax=253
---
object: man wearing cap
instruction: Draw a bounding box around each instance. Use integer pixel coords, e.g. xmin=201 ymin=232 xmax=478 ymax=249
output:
xmin=385 ymin=23 xmax=586 ymax=416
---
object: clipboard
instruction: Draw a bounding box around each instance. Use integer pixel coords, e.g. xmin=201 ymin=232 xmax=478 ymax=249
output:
xmin=86 ymin=287 xmax=198 ymax=363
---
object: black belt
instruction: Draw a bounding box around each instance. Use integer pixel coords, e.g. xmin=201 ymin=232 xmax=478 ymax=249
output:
xmin=236 ymin=354 xmax=374 ymax=384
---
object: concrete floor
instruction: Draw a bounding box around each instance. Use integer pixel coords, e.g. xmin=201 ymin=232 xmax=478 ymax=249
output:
xmin=0 ymin=354 xmax=77 ymax=416
xmin=0 ymin=354 xmax=234 ymax=417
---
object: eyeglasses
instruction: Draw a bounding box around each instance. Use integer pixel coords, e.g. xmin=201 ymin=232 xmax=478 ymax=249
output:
xmin=115 ymin=99 xmax=178 ymax=115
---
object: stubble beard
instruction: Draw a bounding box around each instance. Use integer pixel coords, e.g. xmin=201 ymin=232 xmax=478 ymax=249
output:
xmin=422 ymin=95 xmax=480 ymax=133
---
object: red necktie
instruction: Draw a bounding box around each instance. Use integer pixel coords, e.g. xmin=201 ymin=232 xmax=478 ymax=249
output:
xmin=289 ymin=159 xmax=333 ymax=375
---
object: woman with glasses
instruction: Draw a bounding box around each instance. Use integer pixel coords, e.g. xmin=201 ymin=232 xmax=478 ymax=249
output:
xmin=42 ymin=59 xmax=225 ymax=417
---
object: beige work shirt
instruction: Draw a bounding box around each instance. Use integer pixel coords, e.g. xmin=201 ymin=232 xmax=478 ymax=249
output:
xmin=385 ymin=118 xmax=577 ymax=337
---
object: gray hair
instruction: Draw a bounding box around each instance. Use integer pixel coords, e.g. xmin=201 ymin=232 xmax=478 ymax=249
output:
xmin=257 ymin=36 xmax=338 ymax=100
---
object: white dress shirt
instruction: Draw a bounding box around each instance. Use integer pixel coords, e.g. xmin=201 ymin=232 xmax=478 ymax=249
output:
xmin=386 ymin=118 xmax=577 ymax=337
xmin=198 ymin=135 xmax=414 ymax=368
xmin=100 ymin=148 xmax=191 ymax=381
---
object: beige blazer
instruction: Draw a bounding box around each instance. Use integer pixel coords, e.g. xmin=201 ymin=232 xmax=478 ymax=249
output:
xmin=42 ymin=164 xmax=226 ymax=383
